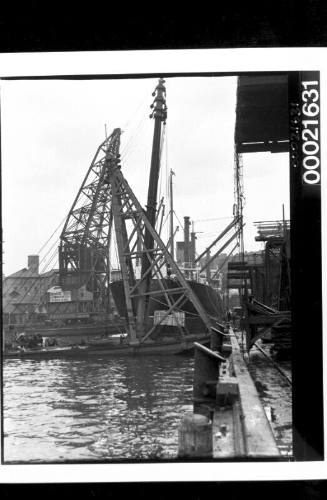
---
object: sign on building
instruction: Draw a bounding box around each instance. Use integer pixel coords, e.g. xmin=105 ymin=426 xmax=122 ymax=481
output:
xmin=153 ymin=310 xmax=185 ymax=326
xmin=48 ymin=286 xmax=71 ymax=303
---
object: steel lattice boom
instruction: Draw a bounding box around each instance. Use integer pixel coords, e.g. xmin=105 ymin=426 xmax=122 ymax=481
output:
xmin=59 ymin=129 xmax=121 ymax=312
xmin=59 ymin=79 xmax=214 ymax=344
xmin=108 ymin=150 xmax=214 ymax=343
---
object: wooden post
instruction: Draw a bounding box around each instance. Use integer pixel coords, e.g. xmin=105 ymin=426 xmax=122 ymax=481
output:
xmin=193 ymin=342 xmax=225 ymax=416
xmin=178 ymin=412 xmax=212 ymax=458
xmin=210 ymin=328 xmax=220 ymax=351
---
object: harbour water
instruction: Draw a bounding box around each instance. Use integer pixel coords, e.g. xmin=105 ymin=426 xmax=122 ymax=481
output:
xmin=3 ymin=346 xmax=292 ymax=463
xmin=3 ymin=355 xmax=194 ymax=463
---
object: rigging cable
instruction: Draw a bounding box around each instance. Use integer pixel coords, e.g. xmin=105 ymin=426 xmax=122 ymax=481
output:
xmin=173 ymin=211 xmax=185 ymax=232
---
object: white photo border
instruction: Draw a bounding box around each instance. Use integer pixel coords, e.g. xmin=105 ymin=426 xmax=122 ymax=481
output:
xmin=0 ymin=48 xmax=326 ymax=482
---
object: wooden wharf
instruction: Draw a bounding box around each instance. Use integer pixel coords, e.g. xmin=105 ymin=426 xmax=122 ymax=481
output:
xmin=178 ymin=327 xmax=281 ymax=460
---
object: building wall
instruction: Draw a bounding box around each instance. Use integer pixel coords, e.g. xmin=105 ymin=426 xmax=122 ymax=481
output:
xmin=3 ymin=255 xmax=119 ymax=325
xmin=3 ymin=274 xmax=58 ymax=314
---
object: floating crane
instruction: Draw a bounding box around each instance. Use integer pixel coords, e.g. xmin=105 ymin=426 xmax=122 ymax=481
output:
xmin=108 ymin=79 xmax=216 ymax=346
xmin=59 ymin=78 xmax=222 ymax=351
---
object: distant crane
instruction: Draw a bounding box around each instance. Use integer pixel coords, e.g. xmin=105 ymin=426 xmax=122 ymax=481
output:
xmin=58 ymin=129 xmax=120 ymax=315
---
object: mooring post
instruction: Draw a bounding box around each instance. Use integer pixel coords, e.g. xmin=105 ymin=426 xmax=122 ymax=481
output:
xmin=178 ymin=412 xmax=212 ymax=458
xmin=210 ymin=328 xmax=221 ymax=351
xmin=193 ymin=342 xmax=225 ymax=417
xmin=178 ymin=331 xmax=281 ymax=459
xmin=210 ymin=324 xmax=229 ymax=352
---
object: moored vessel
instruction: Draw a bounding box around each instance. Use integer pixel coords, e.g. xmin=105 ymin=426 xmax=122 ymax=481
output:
xmin=4 ymin=78 xmax=226 ymax=359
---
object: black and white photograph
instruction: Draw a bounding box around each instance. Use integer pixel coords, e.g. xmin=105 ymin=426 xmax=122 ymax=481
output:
xmin=0 ymin=50 xmax=325 ymax=479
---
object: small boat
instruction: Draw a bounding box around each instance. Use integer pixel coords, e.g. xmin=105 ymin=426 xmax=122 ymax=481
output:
xmin=4 ymin=333 xmax=209 ymax=359
xmin=3 ymin=319 xmax=126 ymax=351
xmin=4 ymin=345 xmax=90 ymax=359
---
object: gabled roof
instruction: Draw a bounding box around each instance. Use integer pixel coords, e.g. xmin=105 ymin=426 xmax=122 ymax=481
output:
xmin=6 ymin=268 xmax=38 ymax=278
xmin=5 ymin=268 xmax=58 ymax=279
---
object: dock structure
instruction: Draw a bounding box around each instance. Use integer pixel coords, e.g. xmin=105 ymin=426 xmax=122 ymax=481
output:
xmin=178 ymin=327 xmax=280 ymax=460
xmin=179 ymin=74 xmax=292 ymax=459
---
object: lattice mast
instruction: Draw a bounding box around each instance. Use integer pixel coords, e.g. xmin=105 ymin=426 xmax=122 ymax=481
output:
xmin=233 ymin=78 xmax=248 ymax=314
xmin=108 ymin=143 xmax=214 ymax=344
xmin=234 ymin=148 xmax=245 ymax=257
xmin=136 ymin=78 xmax=168 ymax=332
xmin=58 ymin=130 xmax=121 ymax=313
xmin=107 ymin=79 xmax=214 ymax=343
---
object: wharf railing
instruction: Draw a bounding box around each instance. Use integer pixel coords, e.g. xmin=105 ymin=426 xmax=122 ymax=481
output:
xmin=178 ymin=326 xmax=280 ymax=460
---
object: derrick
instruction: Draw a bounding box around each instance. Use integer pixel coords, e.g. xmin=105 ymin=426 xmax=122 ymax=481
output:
xmin=108 ymin=79 xmax=214 ymax=343
xmin=136 ymin=78 xmax=168 ymax=333
xmin=58 ymin=129 xmax=121 ymax=313
xmin=107 ymin=134 xmax=214 ymax=343
xmin=58 ymin=79 xmax=215 ymax=345
xmin=109 ymin=159 xmax=214 ymax=342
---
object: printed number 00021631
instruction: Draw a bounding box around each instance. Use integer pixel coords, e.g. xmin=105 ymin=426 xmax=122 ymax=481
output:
xmin=301 ymin=80 xmax=320 ymax=185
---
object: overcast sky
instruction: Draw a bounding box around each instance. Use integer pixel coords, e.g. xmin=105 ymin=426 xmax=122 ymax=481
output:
xmin=1 ymin=76 xmax=289 ymax=276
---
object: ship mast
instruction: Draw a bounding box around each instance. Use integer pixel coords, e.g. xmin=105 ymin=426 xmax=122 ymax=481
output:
xmin=103 ymin=81 xmax=214 ymax=343
xmin=136 ymin=78 xmax=167 ymax=332
xmin=169 ymin=169 xmax=175 ymax=261
xmin=145 ymin=78 xmax=167 ymax=232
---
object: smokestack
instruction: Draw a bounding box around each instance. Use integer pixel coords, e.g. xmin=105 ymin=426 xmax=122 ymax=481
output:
xmin=190 ymin=232 xmax=196 ymax=267
xmin=183 ymin=216 xmax=190 ymax=266
xmin=28 ymin=255 xmax=39 ymax=275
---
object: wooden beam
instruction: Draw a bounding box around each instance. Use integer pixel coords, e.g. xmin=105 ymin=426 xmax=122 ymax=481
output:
xmin=229 ymin=331 xmax=280 ymax=457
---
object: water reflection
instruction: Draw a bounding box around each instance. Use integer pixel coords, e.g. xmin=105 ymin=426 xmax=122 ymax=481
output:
xmin=3 ymin=355 xmax=194 ymax=463
xmin=3 ymin=347 xmax=292 ymax=462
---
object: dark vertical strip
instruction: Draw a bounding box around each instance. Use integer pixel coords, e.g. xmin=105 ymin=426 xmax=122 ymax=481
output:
xmin=184 ymin=216 xmax=190 ymax=266
xmin=289 ymin=71 xmax=323 ymax=460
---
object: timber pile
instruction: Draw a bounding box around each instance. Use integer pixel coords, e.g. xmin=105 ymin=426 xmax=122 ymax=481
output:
xmin=178 ymin=330 xmax=280 ymax=459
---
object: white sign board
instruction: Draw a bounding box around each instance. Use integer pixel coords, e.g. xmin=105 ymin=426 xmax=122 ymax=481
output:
xmin=153 ymin=310 xmax=185 ymax=326
xmin=49 ymin=289 xmax=71 ymax=303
